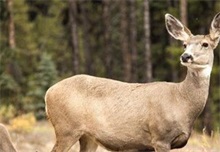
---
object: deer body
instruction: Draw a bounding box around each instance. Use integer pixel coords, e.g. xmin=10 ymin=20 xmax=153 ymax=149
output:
xmin=45 ymin=13 xmax=220 ymax=152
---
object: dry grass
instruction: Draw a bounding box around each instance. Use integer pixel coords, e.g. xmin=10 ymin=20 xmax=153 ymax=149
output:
xmin=172 ymin=131 xmax=220 ymax=152
xmin=8 ymin=121 xmax=220 ymax=152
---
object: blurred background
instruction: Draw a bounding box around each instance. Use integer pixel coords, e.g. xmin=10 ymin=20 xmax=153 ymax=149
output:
xmin=0 ymin=0 xmax=219 ymax=151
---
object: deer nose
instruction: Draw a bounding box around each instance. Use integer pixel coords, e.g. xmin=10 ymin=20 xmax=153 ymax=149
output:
xmin=181 ymin=53 xmax=193 ymax=63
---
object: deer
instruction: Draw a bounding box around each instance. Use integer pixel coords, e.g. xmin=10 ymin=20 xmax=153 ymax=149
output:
xmin=45 ymin=12 xmax=220 ymax=152
xmin=0 ymin=123 xmax=17 ymax=152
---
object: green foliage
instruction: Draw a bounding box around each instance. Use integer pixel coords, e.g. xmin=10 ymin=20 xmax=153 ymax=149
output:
xmin=166 ymin=45 xmax=182 ymax=67
xmin=210 ymin=45 xmax=220 ymax=129
xmin=0 ymin=104 xmax=16 ymax=123
xmin=14 ymin=0 xmax=35 ymax=50
xmin=25 ymin=53 xmax=58 ymax=119
xmin=0 ymin=47 xmax=23 ymax=108
xmin=0 ymin=73 xmax=20 ymax=94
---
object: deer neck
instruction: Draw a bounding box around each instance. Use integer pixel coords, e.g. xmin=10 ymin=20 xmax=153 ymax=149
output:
xmin=178 ymin=66 xmax=212 ymax=119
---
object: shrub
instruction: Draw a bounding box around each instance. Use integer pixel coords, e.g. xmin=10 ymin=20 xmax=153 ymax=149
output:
xmin=10 ymin=113 xmax=36 ymax=133
xmin=0 ymin=104 xmax=16 ymax=123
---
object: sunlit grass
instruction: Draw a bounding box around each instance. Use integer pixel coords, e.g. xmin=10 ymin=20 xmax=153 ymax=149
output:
xmin=172 ymin=130 xmax=220 ymax=152
xmin=184 ymin=131 xmax=220 ymax=152
xmin=9 ymin=113 xmax=36 ymax=133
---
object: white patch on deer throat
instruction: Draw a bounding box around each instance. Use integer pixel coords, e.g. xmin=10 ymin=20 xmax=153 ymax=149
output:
xmin=199 ymin=66 xmax=212 ymax=78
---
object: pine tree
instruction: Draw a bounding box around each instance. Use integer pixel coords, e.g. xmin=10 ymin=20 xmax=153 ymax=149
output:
xmin=26 ymin=53 xmax=58 ymax=119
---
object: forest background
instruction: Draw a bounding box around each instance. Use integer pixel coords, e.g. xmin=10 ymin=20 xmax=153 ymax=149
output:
xmin=0 ymin=0 xmax=219 ymax=136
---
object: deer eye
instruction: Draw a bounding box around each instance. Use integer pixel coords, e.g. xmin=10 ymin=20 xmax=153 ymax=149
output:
xmin=183 ymin=44 xmax=187 ymax=49
xmin=202 ymin=42 xmax=209 ymax=48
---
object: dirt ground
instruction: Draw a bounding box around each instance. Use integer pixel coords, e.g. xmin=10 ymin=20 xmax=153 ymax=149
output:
xmin=9 ymin=121 xmax=220 ymax=152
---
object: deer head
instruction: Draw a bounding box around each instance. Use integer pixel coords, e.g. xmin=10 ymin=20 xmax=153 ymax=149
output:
xmin=165 ymin=12 xmax=220 ymax=77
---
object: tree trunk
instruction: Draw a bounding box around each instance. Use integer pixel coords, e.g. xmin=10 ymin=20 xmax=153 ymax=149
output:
xmin=120 ymin=0 xmax=131 ymax=82
xmin=180 ymin=0 xmax=187 ymax=26
xmin=68 ymin=0 xmax=79 ymax=74
xmin=129 ymin=0 xmax=137 ymax=82
xmin=80 ymin=2 xmax=93 ymax=75
xmin=103 ymin=0 xmax=112 ymax=78
xmin=6 ymin=0 xmax=16 ymax=49
xmin=144 ymin=0 xmax=152 ymax=82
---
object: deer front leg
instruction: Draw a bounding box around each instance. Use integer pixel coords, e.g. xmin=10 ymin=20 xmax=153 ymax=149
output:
xmin=79 ymin=135 xmax=98 ymax=152
xmin=153 ymin=141 xmax=170 ymax=152
xmin=51 ymin=127 xmax=82 ymax=152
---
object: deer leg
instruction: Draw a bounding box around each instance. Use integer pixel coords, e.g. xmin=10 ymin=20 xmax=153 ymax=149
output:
xmin=118 ymin=150 xmax=155 ymax=152
xmin=79 ymin=135 xmax=98 ymax=152
xmin=0 ymin=124 xmax=17 ymax=152
xmin=51 ymin=130 xmax=82 ymax=152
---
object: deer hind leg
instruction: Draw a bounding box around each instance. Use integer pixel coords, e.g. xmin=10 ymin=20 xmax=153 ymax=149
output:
xmin=79 ymin=135 xmax=98 ymax=152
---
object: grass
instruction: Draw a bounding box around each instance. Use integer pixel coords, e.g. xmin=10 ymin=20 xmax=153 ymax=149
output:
xmin=8 ymin=121 xmax=220 ymax=152
xmin=179 ymin=131 xmax=220 ymax=152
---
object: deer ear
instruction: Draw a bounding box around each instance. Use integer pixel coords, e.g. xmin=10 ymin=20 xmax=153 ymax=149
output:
xmin=210 ymin=12 xmax=220 ymax=48
xmin=165 ymin=14 xmax=192 ymax=41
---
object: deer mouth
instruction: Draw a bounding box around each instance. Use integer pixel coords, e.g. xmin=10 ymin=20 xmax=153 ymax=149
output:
xmin=181 ymin=61 xmax=209 ymax=69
